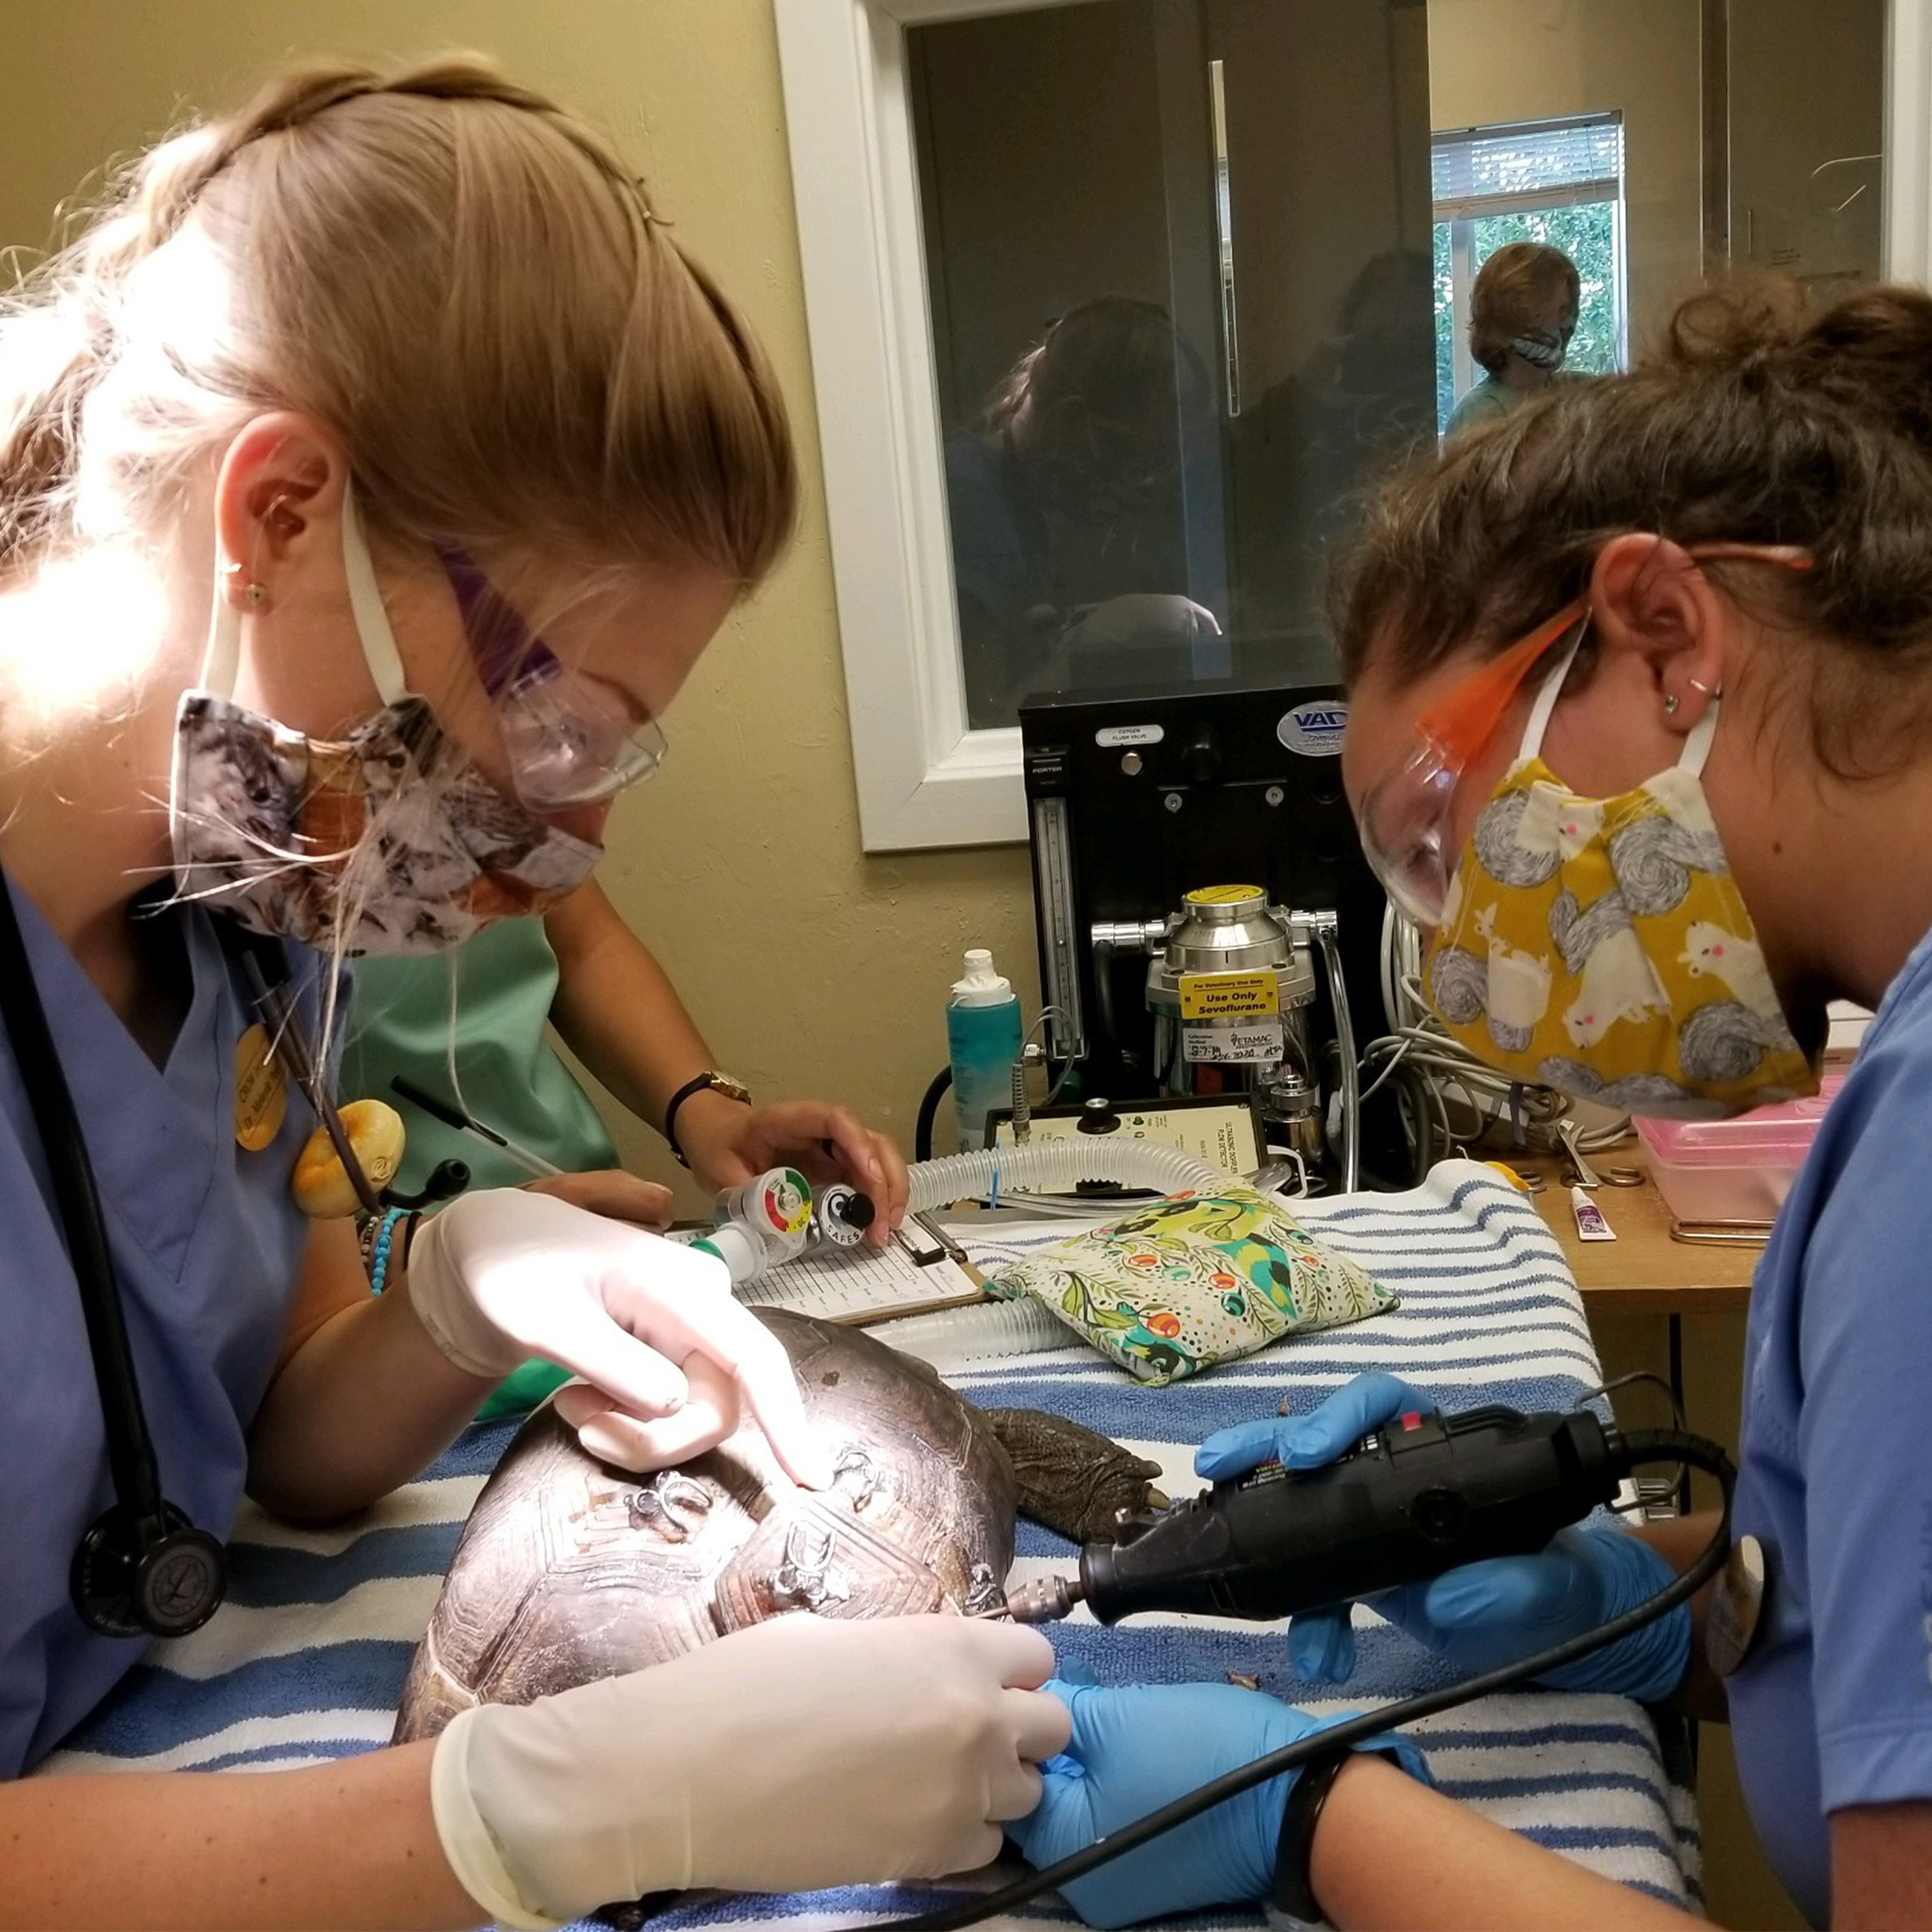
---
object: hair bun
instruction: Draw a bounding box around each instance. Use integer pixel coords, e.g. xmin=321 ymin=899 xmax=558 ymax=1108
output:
xmin=1799 ymin=283 xmax=1932 ymax=449
xmin=1662 ymin=279 xmax=1807 ymax=382
xmin=1665 ymin=278 xmax=1932 ymax=444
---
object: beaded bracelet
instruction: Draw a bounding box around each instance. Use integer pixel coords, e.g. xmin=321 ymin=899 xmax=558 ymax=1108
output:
xmin=367 ymin=1206 xmax=411 ymax=1297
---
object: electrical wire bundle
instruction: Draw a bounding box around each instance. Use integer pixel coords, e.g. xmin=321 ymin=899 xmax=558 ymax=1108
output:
xmin=1362 ymin=907 xmax=1631 ymax=1179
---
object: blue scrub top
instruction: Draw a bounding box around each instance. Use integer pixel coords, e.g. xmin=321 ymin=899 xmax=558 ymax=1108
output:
xmin=1731 ymin=923 xmax=1932 ymax=1923
xmin=0 ymin=878 xmax=318 ymax=1775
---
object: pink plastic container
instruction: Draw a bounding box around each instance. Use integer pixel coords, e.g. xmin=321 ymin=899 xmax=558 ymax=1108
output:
xmin=1636 ymin=1075 xmax=1845 ymax=1224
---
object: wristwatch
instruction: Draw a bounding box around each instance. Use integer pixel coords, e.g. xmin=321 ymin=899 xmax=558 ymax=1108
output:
xmin=663 ymin=1070 xmax=752 ymax=1167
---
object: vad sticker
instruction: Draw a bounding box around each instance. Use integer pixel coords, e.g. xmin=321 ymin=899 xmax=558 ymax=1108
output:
xmin=1277 ymin=701 xmax=1349 ymax=757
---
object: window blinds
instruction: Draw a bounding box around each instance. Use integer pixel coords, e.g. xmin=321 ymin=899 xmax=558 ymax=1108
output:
xmin=1432 ymin=112 xmax=1624 ymax=221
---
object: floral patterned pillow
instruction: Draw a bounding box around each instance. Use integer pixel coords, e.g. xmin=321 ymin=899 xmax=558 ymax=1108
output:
xmin=988 ymin=1188 xmax=1395 ymax=1384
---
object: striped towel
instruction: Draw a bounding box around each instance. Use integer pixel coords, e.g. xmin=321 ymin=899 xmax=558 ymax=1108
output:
xmin=34 ymin=1161 xmax=1698 ymax=1926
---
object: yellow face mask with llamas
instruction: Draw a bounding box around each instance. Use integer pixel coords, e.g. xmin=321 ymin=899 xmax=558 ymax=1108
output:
xmin=1422 ymin=618 xmax=1818 ymax=1118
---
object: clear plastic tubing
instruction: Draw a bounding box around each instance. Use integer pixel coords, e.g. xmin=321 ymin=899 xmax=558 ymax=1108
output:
xmin=905 ymin=1138 xmax=1223 ymax=1212
xmin=881 ymin=1297 xmax=1069 ymax=1374
xmin=884 ymin=1139 xmax=1229 ymax=1367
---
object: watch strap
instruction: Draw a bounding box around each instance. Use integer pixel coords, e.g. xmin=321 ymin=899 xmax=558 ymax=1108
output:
xmin=1269 ymin=1747 xmax=1352 ymax=1928
xmin=663 ymin=1071 xmax=751 ymax=1168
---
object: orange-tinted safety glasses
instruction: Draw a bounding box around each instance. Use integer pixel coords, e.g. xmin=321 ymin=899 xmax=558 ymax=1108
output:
xmin=1356 ymin=542 xmax=1811 ymax=927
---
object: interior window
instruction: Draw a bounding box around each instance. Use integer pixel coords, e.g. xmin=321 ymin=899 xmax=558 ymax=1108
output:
xmin=909 ymin=0 xmax=1438 ymax=730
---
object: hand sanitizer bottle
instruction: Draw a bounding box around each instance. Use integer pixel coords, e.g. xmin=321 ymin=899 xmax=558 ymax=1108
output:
xmin=947 ymin=948 xmax=1023 ymax=1151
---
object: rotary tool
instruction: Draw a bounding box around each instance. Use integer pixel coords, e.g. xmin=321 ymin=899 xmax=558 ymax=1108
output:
xmin=996 ymin=1402 xmax=1639 ymax=1626
xmin=876 ymin=1402 xmax=1731 ymax=1932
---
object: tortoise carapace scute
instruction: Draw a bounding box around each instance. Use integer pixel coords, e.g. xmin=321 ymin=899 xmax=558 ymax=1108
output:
xmin=394 ymin=1308 xmax=1023 ymax=1742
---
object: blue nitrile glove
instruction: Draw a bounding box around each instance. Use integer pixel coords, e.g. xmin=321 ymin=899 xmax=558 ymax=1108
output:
xmin=1007 ymin=1678 xmax=1429 ymax=1930
xmin=1195 ymin=1373 xmax=1692 ymax=1703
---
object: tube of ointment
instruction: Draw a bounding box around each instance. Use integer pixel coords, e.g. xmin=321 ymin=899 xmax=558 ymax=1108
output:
xmin=389 ymin=1075 xmax=562 ymax=1179
xmin=1571 ymin=1186 xmax=1616 ymax=1242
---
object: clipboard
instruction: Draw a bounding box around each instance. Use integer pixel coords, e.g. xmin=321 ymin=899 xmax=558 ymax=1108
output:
xmin=742 ymin=1214 xmax=988 ymax=1326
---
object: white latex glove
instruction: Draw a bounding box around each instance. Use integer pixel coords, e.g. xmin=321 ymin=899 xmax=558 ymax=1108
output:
xmin=429 ymin=1613 xmax=1070 ymax=1931
xmin=406 ymin=1187 xmax=830 ymax=1485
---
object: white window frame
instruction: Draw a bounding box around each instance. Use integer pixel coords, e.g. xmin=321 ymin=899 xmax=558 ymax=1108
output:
xmin=778 ymin=0 xmax=1932 ymax=852
xmin=1432 ymin=112 xmax=1628 ymax=404
xmin=1887 ymin=0 xmax=1932 ymax=281
xmin=776 ymin=0 xmax=1098 ymax=853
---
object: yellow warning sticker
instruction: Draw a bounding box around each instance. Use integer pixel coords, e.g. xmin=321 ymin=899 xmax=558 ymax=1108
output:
xmin=1178 ymin=970 xmax=1280 ymax=1020
xmin=1184 ymin=884 xmax=1264 ymax=906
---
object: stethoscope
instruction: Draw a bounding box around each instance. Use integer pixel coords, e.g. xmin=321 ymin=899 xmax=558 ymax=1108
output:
xmin=0 ymin=880 xmax=414 ymax=1641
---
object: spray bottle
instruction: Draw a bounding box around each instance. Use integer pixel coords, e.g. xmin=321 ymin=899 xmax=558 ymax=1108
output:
xmin=947 ymin=947 xmax=1023 ymax=1151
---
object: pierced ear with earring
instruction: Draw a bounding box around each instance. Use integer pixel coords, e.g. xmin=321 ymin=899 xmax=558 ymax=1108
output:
xmin=227 ymin=492 xmax=288 ymax=610
xmin=1666 ymin=675 xmax=1722 ymax=716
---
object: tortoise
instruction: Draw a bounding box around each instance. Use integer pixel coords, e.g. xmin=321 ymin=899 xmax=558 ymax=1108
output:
xmin=394 ymin=1306 xmax=1164 ymax=1745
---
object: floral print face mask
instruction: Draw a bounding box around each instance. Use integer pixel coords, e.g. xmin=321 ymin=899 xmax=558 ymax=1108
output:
xmin=168 ymin=489 xmax=601 ymax=955
xmin=1423 ymin=630 xmax=1818 ymax=1117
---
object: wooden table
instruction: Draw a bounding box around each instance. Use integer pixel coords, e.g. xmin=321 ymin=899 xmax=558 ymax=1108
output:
xmin=1508 ymin=1145 xmax=1757 ymax=1316
xmin=1508 ymin=1144 xmax=1757 ymax=1508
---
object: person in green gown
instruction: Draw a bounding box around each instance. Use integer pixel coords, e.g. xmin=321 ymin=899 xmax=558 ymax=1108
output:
xmin=341 ymin=878 xmax=909 ymax=1415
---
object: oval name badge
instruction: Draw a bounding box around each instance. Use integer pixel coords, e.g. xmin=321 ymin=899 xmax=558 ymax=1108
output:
xmin=235 ymin=1022 xmax=288 ymax=1152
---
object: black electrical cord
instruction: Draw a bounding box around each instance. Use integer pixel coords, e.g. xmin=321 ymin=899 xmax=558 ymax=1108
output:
xmin=844 ymin=1425 xmax=1734 ymax=1932
xmin=915 ymin=1066 xmax=953 ymax=1164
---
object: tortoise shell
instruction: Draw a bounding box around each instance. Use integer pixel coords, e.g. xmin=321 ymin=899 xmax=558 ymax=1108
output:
xmin=394 ymin=1308 xmax=1019 ymax=1744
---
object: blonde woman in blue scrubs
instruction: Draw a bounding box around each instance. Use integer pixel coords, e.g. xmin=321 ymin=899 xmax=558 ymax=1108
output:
xmin=0 ymin=59 xmax=1063 ymax=1928
xmin=1443 ymin=240 xmax=1581 ymax=437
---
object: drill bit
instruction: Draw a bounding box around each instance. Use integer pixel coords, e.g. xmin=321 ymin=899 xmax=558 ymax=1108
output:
xmin=972 ymin=1576 xmax=1084 ymax=1624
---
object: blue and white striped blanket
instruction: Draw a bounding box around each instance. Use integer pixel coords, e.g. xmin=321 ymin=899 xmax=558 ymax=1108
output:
xmin=36 ymin=1163 xmax=1698 ymax=1926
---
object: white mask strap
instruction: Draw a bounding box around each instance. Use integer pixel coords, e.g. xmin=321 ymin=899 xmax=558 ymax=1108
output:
xmin=339 ymin=482 xmax=409 ymax=706
xmin=1517 ymin=617 xmax=1589 ymax=762
xmin=196 ymin=479 xmax=409 ymax=705
xmin=1516 ymin=611 xmax=1723 ymax=777
xmin=1679 ymin=697 xmax=1720 ymax=778
xmin=198 ymin=549 xmax=244 ymax=696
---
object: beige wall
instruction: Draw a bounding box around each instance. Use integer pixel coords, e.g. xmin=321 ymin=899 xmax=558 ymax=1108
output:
xmin=1428 ymin=0 xmax=1705 ymax=356
xmin=0 ymin=0 xmax=1038 ymax=1212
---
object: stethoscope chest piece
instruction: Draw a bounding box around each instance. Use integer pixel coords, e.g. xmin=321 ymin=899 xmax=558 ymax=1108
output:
xmin=72 ymin=1502 xmax=228 ymax=1639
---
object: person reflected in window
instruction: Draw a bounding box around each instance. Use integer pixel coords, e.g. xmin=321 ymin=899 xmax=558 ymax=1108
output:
xmin=1443 ymin=241 xmax=1581 ymax=437
xmin=944 ymin=296 xmax=1216 ymax=727
xmin=1231 ymin=248 xmax=1438 ymax=648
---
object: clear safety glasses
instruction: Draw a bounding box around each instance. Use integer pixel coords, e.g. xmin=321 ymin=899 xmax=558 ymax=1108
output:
xmin=436 ymin=545 xmax=669 ymax=811
xmin=1356 ymin=542 xmax=1813 ymax=929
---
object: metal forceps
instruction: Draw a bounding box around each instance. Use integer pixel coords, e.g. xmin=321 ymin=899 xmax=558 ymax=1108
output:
xmin=1556 ymin=1121 xmax=1644 ymax=1191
